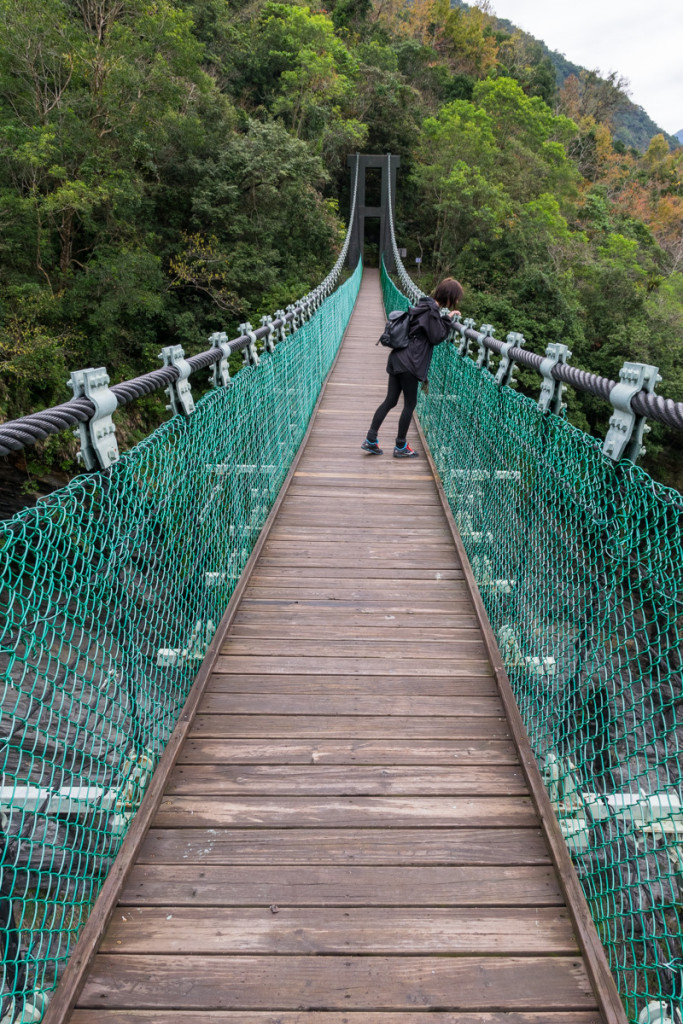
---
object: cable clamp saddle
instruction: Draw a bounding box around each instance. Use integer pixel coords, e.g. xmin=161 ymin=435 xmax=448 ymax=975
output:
xmin=239 ymin=322 xmax=260 ymax=367
xmin=68 ymin=367 xmax=119 ymax=470
xmin=495 ymin=331 xmax=525 ymax=387
xmin=159 ymin=345 xmax=195 ymax=416
xmin=476 ymin=324 xmax=496 ymax=370
xmin=603 ymin=361 xmax=661 ymax=462
xmin=209 ymin=332 xmax=232 ymax=387
xmin=538 ymin=343 xmax=572 ymax=415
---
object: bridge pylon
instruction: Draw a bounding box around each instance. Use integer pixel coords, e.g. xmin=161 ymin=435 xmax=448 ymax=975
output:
xmin=347 ymin=153 xmax=400 ymax=270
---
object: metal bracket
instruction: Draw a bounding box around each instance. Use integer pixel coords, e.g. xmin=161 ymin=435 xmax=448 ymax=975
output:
xmin=239 ymin=322 xmax=260 ymax=367
xmin=159 ymin=345 xmax=195 ymax=416
xmin=476 ymin=324 xmax=495 ymax=370
xmin=603 ymin=361 xmax=661 ymax=463
xmin=68 ymin=367 xmax=119 ymax=471
xmin=260 ymin=315 xmax=276 ymax=354
xmin=286 ymin=303 xmax=300 ymax=331
xmin=459 ymin=317 xmax=475 ymax=358
xmin=274 ymin=309 xmax=288 ymax=344
xmin=209 ymin=332 xmax=231 ymax=387
xmin=538 ymin=343 xmax=572 ymax=415
xmin=495 ymin=331 xmax=525 ymax=387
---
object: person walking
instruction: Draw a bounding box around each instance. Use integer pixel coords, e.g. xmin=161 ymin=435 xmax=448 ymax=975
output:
xmin=361 ymin=277 xmax=464 ymax=458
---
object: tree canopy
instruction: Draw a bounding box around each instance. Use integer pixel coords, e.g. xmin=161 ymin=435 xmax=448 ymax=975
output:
xmin=0 ymin=0 xmax=681 ymax=488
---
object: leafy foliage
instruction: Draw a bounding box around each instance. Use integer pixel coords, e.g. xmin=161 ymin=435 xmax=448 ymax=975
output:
xmin=0 ymin=0 xmax=681 ymax=489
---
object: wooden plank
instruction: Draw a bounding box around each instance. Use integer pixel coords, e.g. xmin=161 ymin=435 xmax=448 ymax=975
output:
xmin=198 ymin=694 xmax=503 ymax=717
xmin=164 ymin=764 xmax=527 ymax=796
xmin=177 ymin=738 xmax=518 ymax=764
xmin=99 ymin=907 xmax=577 ymax=955
xmin=71 ymin=1012 xmax=605 ymax=1024
xmin=189 ymin=715 xmax=509 ymax=739
xmin=205 ymin=675 xmax=499 ymax=696
xmin=77 ymin=955 xmax=597 ymax=1011
xmin=153 ymin=795 xmax=537 ymax=828
xmin=227 ymin=623 xmax=480 ymax=640
xmin=210 ymin=657 xmax=492 ymax=677
xmin=246 ymin=566 xmax=464 ymax=579
xmin=120 ymin=864 xmax=563 ymax=907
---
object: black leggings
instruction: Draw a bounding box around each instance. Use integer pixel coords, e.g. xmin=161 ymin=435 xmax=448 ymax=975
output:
xmin=368 ymin=371 xmax=420 ymax=445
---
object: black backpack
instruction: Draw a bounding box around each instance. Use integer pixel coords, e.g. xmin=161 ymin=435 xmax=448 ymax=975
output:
xmin=376 ymin=308 xmax=413 ymax=350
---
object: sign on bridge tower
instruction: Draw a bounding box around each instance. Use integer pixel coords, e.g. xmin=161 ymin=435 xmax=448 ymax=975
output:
xmin=347 ymin=153 xmax=400 ymax=271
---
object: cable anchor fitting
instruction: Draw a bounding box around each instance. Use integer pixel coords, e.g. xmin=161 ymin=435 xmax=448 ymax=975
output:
xmin=477 ymin=324 xmax=496 ymax=370
xmin=286 ymin=303 xmax=300 ymax=331
xmin=495 ymin=331 xmax=526 ymax=388
xmin=67 ymin=367 xmax=120 ymax=471
xmin=603 ymin=361 xmax=661 ymax=463
xmin=209 ymin=332 xmax=231 ymax=387
xmin=239 ymin=322 xmax=260 ymax=367
xmin=538 ymin=343 xmax=572 ymax=415
xmin=159 ymin=345 xmax=195 ymax=416
xmin=459 ymin=317 xmax=476 ymax=358
xmin=260 ymin=315 xmax=276 ymax=354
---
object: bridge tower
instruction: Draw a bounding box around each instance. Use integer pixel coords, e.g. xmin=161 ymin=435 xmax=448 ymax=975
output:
xmin=347 ymin=153 xmax=400 ymax=271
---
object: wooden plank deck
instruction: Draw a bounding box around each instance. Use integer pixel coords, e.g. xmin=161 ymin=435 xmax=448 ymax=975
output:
xmin=65 ymin=269 xmax=623 ymax=1024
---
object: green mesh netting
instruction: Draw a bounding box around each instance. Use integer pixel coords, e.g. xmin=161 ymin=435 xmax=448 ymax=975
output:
xmin=383 ymin=258 xmax=683 ymax=1024
xmin=0 ymin=259 xmax=361 ymax=1023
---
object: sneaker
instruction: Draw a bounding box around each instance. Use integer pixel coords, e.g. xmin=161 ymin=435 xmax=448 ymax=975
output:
xmin=361 ymin=438 xmax=383 ymax=455
xmin=393 ymin=443 xmax=419 ymax=458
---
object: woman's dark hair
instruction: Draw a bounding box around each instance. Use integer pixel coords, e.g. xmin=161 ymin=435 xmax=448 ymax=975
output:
xmin=432 ymin=277 xmax=464 ymax=308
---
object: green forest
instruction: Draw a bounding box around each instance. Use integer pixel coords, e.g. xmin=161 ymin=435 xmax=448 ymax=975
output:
xmin=1 ymin=0 xmax=682 ymax=489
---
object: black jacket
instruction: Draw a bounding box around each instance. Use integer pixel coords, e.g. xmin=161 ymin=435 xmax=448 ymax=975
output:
xmin=388 ymin=296 xmax=451 ymax=381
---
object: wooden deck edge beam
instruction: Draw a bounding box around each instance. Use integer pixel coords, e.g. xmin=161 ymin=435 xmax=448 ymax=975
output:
xmin=415 ymin=415 xmax=627 ymax=1024
xmin=42 ymin=295 xmax=360 ymax=1024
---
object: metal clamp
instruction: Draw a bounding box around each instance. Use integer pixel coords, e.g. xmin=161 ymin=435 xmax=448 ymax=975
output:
xmin=286 ymin=304 xmax=300 ymax=331
xmin=538 ymin=343 xmax=572 ymax=415
xmin=603 ymin=361 xmax=661 ymax=463
xmin=159 ymin=345 xmax=195 ymax=416
xmin=477 ymin=324 xmax=496 ymax=370
xmin=209 ymin=332 xmax=231 ymax=387
xmin=459 ymin=317 xmax=475 ymax=358
xmin=239 ymin=322 xmax=260 ymax=367
xmin=274 ymin=309 xmax=288 ymax=344
xmin=68 ymin=367 xmax=119 ymax=470
xmin=260 ymin=315 xmax=276 ymax=354
xmin=495 ymin=331 xmax=525 ymax=387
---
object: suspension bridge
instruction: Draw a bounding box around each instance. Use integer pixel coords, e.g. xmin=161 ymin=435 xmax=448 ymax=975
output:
xmin=0 ymin=155 xmax=681 ymax=1024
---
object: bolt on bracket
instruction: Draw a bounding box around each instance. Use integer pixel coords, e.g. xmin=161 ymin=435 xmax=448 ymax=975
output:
xmin=603 ymin=361 xmax=661 ymax=463
xmin=239 ymin=322 xmax=260 ymax=367
xmin=538 ymin=343 xmax=572 ymax=415
xmin=260 ymin=314 xmax=276 ymax=354
xmin=159 ymin=345 xmax=195 ymax=416
xmin=495 ymin=331 xmax=525 ymax=387
xmin=286 ymin=303 xmax=300 ymax=331
xmin=459 ymin=317 xmax=476 ymax=358
xmin=68 ymin=367 xmax=120 ymax=471
xmin=274 ymin=309 xmax=288 ymax=344
xmin=209 ymin=332 xmax=231 ymax=387
xmin=477 ymin=324 xmax=495 ymax=370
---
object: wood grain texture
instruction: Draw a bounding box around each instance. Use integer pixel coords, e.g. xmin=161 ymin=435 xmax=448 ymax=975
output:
xmin=137 ymin=826 xmax=552 ymax=865
xmin=71 ymin=1013 xmax=604 ymax=1024
xmin=99 ymin=906 xmax=577 ymax=954
xmin=164 ymin=763 xmax=527 ymax=795
xmin=119 ymin=864 xmax=563 ymax=906
xmin=77 ymin=955 xmax=597 ymax=1011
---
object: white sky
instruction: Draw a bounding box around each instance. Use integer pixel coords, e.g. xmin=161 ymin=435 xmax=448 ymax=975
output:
xmin=489 ymin=0 xmax=683 ymax=136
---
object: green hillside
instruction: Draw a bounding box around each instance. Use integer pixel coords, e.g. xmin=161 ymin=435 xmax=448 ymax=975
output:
xmin=0 ymin=0 xmax=681 ymax=490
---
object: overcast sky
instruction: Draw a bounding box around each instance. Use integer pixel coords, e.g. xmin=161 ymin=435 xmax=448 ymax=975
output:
xmin=489 ymin=0 xmax=683 ymax=136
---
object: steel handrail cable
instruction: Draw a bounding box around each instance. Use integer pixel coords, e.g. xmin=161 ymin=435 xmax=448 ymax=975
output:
xmin=0 ymin=155 xmax=362 ymax=457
